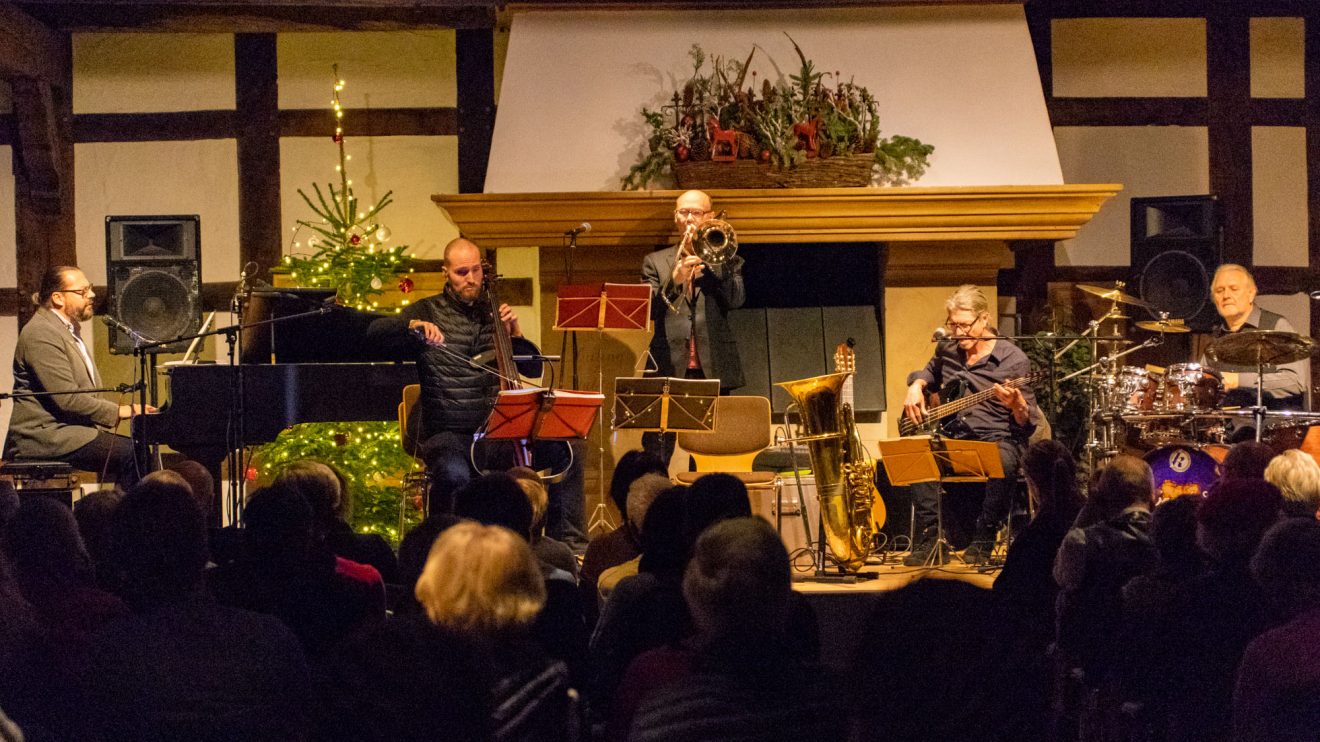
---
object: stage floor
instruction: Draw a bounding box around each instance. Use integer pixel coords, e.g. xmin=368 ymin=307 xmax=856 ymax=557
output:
xmin=793 ymin=559 xmax=997 ymax=669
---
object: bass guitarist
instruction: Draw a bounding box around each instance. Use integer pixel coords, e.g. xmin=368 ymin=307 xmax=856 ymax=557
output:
xmin=901 ymin=284 xmax=1037 ymax=565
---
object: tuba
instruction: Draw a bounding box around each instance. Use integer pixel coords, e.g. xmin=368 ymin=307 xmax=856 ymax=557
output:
xmin=777 ymin=372 xmax=878 ymax=572
xmin=688 ymin=211 xmax=738 ymax=267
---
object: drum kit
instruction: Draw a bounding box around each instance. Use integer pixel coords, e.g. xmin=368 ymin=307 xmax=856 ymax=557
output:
xmin=1067 ymin=283 xmax=1318 ymax=499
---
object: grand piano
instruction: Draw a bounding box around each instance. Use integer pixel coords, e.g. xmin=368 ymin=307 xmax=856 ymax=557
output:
xmin=137 ymin=289 xmax=418 ymax=473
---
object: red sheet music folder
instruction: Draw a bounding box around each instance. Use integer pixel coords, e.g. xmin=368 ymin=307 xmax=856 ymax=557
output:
xmin=481 ymin=388 xmax=606 ymax=441
xmin=554 ymin=283 xmax=651 ymax=332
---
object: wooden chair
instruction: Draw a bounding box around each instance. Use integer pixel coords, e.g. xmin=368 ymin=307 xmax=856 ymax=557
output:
xmin=674 ymin=396 xmax=781 ymax=522
xmin=398 ymin=384 xmax=422 ymax=459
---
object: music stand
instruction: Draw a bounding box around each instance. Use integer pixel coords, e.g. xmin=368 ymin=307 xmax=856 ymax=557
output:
xmin=478 ymin=388 xmax=605 ymax=483
xmin=877 ymin=436 xmax=1003 ymax=567
xmin=612 ymin=376 xmax=720 ymax=434
xmin=555 ymin=283 xmax=652 ymax=533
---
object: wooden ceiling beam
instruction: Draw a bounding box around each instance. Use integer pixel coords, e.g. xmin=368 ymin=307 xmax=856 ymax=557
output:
xmin=0 ymin=3 xmax=68 ymax=82
xmin=14 ymin=2 xmax=495 ymax=31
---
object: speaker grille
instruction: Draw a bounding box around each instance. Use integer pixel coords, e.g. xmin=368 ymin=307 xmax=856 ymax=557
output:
xmin=1138 ymin=250 xmax=1210 ymax=323
xmin=116 ymin=268 xmax=198 ymax=343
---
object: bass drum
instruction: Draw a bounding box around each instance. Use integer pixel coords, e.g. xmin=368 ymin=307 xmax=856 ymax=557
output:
xmin=1145 ymin=444 xmax=1221 ymax=501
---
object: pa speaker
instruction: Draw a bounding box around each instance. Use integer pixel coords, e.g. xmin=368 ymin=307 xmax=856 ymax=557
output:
xmin=106 ymin=215 xmax=201 ymax=354
xmin=1130 ymin=196 xmax=1220 ymax=332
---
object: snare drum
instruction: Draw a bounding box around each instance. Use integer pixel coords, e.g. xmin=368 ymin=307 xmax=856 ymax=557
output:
xmin=1159 ymin=363 xmax=1224 ymax=413
xmin=1144 ymin=444 xmax=1221 ymax=501
xmin=1102 ymin=367 xmax=1159 ymax=415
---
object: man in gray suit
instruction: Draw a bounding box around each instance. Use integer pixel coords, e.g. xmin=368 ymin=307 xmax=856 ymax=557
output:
xmin=5 ymin=266 xmax=150 ymax=483
xmin=641 ymin=190 xmax=746 ymax=463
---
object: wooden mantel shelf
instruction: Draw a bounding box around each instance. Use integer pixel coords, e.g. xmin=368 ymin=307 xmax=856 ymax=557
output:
xmin=432 ymin=184 xmax=1121 ymax=248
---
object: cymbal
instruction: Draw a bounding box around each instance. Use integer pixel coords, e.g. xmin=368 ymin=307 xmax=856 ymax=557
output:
xmin=1076 ymin=283 xmax=1154 ymax=309
xmin=1206 ymin=331 xmax=1316 ymax=366
xmin=1135 ymin=318 xmax=1190 ymax=334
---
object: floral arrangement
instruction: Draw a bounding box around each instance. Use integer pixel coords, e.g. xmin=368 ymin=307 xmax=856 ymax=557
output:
xmin=275 ymin=66 xmax=416 ymax=310
xmin=623 ymin=37 xmax=934 ymax=190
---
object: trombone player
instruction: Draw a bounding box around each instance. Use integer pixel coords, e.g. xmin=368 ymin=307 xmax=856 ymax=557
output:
xmin=641 ymin=189 xmax=747 ymax=465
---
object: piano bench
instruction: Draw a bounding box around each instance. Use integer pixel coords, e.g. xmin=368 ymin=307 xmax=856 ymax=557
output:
xmin=0 ymin=460 xmax=94 ymax=508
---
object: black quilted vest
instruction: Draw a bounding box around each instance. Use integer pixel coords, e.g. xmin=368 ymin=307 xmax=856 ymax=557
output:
xmin=398 ymin=287 xmax=499 ymax=438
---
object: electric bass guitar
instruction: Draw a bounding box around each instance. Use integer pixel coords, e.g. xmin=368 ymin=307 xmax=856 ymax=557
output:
xmin=898 ymin=370 xmax=1047 ymax=437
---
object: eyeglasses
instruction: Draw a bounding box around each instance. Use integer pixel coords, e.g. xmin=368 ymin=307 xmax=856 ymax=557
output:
xmin=945 ymin=316 xmax=984 ymax=333
xmin=675 ymin=208 xmax=709 ymax=218
xmin=59 ymin=286 xmax=94 ymax=298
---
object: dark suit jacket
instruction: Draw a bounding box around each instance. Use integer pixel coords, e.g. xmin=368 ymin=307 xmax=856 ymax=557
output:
xmin=5 ymin=307 xmax=120 ymax=458
xmin=642 ymin=247 xmax=746 ymax=391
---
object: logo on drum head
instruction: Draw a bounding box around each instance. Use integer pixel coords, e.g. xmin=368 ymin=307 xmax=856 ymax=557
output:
xmin=1168 ymin=448 xmax=1194 ymax=473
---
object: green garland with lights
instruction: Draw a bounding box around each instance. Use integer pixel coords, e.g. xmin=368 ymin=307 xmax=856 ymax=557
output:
xmin=259 ymin=67 xmax=425 ymax=546
xmin=258 ymin=422 xmax=424 ymax=547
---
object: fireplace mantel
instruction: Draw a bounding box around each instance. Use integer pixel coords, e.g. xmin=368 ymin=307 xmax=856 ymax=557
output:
xmin=432 ymin=185 xmax=1120 ymax=248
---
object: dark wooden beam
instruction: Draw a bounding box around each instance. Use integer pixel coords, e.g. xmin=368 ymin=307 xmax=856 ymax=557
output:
xmin=73 ymin=110 xmax=236 ymax=142
xmin=0 ymin=3 xmax=68 ymax=82
xmin=14 ymin=2 xmax=494 ymax=31
xmin=278 ymin=107 xmax=457 ymax=138
xmin=1048 ymin=98 xmax=1208 ymax=127
xmin=455 ymin=27 xmax=494 ymax=194
xmin=0 ymin=114 xmax=12 ymax=146
xmin=1308 ymin=12 xmax=1320 ymax=403
xmin=1030 ymin=0 xmax=1320 ymax=18
xmin=234 ymin=33 xmax=281 ymax=283
xmin=11 ymin=68 xmax=74 ymax=328
xmin=1206 ymin=12 xmax=1252 ymax=268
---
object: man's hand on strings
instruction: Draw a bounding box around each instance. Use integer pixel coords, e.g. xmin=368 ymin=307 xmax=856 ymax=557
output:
xmin=903 ymin=381 xmax=928 ymax=424
xmin=993 ymin=383 xmax=1030 ymax=424
xmin=498 ymin=303 xmax=521 ymax=337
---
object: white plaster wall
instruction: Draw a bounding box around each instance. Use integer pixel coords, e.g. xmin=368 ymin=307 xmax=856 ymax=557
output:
xmin=73 ymin=33 xmax=235 ymax=113
xmin=75 ymin=140 xmax=241 ymax=370
xmin=1252 ymin=126 xmax=1309 ymax=267
xmin=489 ymin=5 xmax=1061 ymax=191
xmin=1054 ymin=126 xmax=1210 ymax=266
xmin=1052 ymin=19 xmax=1207 ymax=97
xmin=1250 ymin=17 xmax=1305 ymax=99
xmin=0 ymin=317 xmax=16 ymax=442
xmin=279 ymin=135 xmax=459 ymax=262
xmin=0 ymin=147 xmax=15 ymax=289
xmin=277 ymin=31 xmax=457 ymax=109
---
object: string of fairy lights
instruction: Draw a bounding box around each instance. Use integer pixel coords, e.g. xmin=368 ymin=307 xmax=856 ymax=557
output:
xmin=279 ymin=64 xmax=418 ymax=311
xmin=258 ymin=66 xmax=427 ymax=543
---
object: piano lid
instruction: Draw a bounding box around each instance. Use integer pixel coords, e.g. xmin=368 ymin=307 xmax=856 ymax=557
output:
xmin=240 ymin=289 xmax=410 ymax=364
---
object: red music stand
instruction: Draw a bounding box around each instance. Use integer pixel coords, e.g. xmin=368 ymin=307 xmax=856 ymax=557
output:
xmin=479 ymin=387 xmax=605 ymax=485
xmin=555 ymin=283 xmax=652 ymax=533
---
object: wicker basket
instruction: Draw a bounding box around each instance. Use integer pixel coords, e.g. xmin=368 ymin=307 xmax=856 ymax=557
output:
xmin=673 ymin=153 xmax=875 ymax=189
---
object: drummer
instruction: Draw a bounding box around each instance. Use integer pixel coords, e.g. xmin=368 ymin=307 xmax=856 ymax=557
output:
xmin=1202 ymin=263 xmax=1307 ymax=412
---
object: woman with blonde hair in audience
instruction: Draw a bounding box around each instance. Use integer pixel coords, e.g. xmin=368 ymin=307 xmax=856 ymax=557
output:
xmin=416 ymin=522 xmax=576 ymax=741
xmin=1264 ymin=449 xmax=1320 ymax=519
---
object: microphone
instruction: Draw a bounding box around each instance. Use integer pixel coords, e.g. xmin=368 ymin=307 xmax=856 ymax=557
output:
xmin=931 ymin=327 xmax=949 ymax=342
xmin=102 ymin=315 xmax=134 ymax=335
xmin=564 ymin=222 xmax=592 ymax=236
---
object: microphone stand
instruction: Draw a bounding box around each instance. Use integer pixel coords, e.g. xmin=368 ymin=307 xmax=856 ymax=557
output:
xmin=135 ymin=303 xmax=333 ymax=522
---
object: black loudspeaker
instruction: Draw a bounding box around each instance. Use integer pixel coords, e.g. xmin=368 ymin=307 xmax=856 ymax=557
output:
xmin=1130 ymin=195 xmax=1221 ymax=332
xmin=105 ymin=215 xmax=202 ymax=354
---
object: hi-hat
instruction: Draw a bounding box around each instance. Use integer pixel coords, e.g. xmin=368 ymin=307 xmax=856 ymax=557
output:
xmin=1206 ymin=331 xmax=1315 ymax=366
xmin=1076 ymin=283 xmax=1154 ymax=309
xmin=1135 ymin=318 xmax=1190 ymax=333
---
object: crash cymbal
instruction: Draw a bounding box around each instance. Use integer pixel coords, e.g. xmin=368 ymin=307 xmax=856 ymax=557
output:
xmin=1135 ymin=318 xmax=1190 ymax=333
xmin=1076 ymin=283 xmax=1154 ymax=309
xmin=1206 ymin=331 xmax=1316 ymax=366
